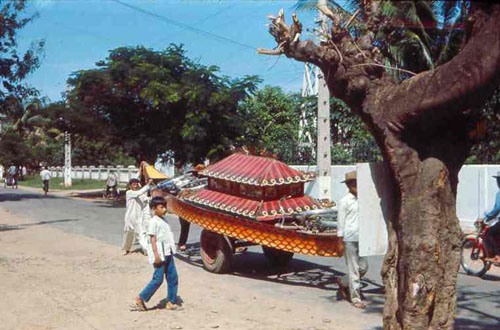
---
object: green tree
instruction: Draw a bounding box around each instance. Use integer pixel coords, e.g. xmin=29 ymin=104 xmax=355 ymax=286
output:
xmin=0 ymin=0 xmax=44 ymax=167
xmin=236 ymin=86 xmax=381 ymax=165
xmin=0 ymin=0 xmax=44 ymax=103
xmin=36 ymin=101 xmax=135 ymax=166
xmin=67 ymin=45 xmax=259 ymax=165
xmin=236 ymin=86 xmax=304 ymax=163
xmin=262 ymin=1 xmax=500 ymax=328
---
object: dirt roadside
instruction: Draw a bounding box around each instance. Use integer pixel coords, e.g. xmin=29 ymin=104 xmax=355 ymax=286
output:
xmin=0 ymin=207 xmax=375 ymax=330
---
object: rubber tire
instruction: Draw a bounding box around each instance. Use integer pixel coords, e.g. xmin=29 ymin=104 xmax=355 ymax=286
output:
xmin=262 ymin=246 xmax=294 ymax=267
xmin=460 ymin=238 xmax=489 ymax=277
xmin=200 ymin=229 xmax=232 ymax=274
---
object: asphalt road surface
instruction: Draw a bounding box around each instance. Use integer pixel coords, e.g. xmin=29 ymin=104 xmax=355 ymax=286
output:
xmin=1 ymin=187 xmax=499 ymax=329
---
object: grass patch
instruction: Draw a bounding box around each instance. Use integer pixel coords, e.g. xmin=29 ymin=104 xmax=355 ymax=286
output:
xmin=20 ymin=175 xmax=107 ymax=191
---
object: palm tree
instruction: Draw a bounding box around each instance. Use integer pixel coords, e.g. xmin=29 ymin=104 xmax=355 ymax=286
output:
xmin=0 ymin=96 xmax=49 ymax=136
xmin=295 ymin=0 xmax=468 ymax=81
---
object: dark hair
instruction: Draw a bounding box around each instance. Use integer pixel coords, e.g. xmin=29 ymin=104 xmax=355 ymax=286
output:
xmin=129 ymin=178 xmax=140 ymax=184
xmin=150 ymin=196 xmax=167 ymax=209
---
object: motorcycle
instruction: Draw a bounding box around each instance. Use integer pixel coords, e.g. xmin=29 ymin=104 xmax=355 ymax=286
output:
xmin=460 ymin=218 xmax=500 ymax=277
xmin=102 ymin=185 xmax=120 ymax=200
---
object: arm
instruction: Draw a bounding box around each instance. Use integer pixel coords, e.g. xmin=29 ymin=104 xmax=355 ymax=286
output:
xmin=485 ymin=192 xmax=500 ymax=221
xmin=150 ymin=235 xmax=162 ymax=266
xmin=126 ymin=184 xmax=150 ymax=198
xmin=337 ymin=198 xmax=345 ymax=238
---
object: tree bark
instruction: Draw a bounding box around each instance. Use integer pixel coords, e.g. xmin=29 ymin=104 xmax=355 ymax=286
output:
xmin=261 ymin=3 xmax=500 ymax=329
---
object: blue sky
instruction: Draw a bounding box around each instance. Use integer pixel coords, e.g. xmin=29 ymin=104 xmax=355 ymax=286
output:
xmin=19 ymin=0 xmax=323 ymax=102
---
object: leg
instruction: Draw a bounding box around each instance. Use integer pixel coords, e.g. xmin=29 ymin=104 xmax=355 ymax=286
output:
xmin=178 ymin=217 xmax=190 ymax=250
xmin=134 ymin=222 xmax=147 ymax=253
xmin=122 ymin=230 xmax=135 ymax=254
xmin=343 ymin=241 xmax=363 ymax=305
xmin=359 ymin=256 xmax=369 ymax=278
xmin=486 ymin=222 xmax=500 ymax=256
xmin=165 ymin=255 xmax=179 ymax=304
xmin=139 ymin=262 xmax=166 ymax=303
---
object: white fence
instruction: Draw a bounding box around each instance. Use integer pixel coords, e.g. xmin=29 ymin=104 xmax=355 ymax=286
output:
xmin=48 ymin=166 xmax=139 ymax=184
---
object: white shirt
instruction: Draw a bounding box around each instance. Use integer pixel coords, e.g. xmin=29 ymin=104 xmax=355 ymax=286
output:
xmin=123 ymin=185 xmax=149 ymax=231
xmin=337 ymin=192 xmax=359 ymax=242
xmin=40 ymin=170 xmax=51 ymax=181
xmin=146 ymin=215 xmax=177 ymax=264
xmin=142 ymin=198 xmax=152 ymax=233
xmin=106 ymin=174 xmax=117 ymax=187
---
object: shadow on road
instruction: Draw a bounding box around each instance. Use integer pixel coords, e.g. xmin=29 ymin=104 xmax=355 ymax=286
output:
xmin=0 ymin=218 xmax=81 ymax=232
xmin=91 ymin=199 xmax=126 ymax=208
xmin=454 ymin=318 xmax=500 ymax=330
xmin=175 ymin=243 xmax=385 ymax=311
xmin=0 ymin=192 xmax=59 ymax=202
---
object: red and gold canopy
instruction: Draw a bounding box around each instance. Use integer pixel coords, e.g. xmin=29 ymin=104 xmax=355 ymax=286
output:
xmin=184 ymin=188 xmax=320 ymax=221
xmin=199 ymin=153 xmax=312 ymax=186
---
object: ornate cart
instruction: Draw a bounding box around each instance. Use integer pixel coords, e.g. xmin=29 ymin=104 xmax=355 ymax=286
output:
xmin=164 ymin=153 xmax=344 ymax=273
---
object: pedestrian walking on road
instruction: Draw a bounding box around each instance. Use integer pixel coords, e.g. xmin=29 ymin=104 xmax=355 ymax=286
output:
xmin=336 ymin=170 xmax=368 ymax=309
xmin=135 ymin=196 xmax=181 ymax=311
xmin=123 ymin=178 xmax=152 ymax=255
xmin=40 ymin=167 xmax=51 ymax=196
xmin=8 ymin=164 xmax=18 ymax=189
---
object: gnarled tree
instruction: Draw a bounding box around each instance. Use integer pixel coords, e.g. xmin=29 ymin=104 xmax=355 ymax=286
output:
xmin=259 ymin=1 xmax=500 ymax=329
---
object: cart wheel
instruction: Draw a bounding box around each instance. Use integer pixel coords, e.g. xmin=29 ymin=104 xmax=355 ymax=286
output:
xmin=262 ymin=246 xmax=294 ymax=267
xmin=200 ymin=229 xmax=232 ymax=274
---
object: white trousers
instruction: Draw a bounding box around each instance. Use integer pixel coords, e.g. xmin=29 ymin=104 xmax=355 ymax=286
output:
xmin=340 ymin=241 xmax=368 ymax=303
xmin=122 ymin=227 xmax=147 ymax=252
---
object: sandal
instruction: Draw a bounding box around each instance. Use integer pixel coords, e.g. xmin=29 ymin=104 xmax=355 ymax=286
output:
xmin=178 ymin=245 xmax=187 ymax=251
xmin=352 ymin=301 xmax=366 ymax=309
xmin=134 ymin=298 xmax=148 ymax=312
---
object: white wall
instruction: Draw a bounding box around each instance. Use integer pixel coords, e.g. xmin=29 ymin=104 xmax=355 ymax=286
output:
xmin=48 ymin=165 xmax=140 ymax=184
xmin=294 ymin=163 xmax=500 ymax=256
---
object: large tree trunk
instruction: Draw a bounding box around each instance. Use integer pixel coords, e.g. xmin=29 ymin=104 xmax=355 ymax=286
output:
xmin=380 ymin=134 xmax=468 ymax=329
xmin=260 ymin=3 xmax=500 ymax=329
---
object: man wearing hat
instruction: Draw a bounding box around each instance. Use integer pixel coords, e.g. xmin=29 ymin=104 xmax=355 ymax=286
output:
xmin=123 ymin=178 xmax=153 ymax=255
xmin=336 ymin=170 xmax=368 ymax=309
xmin=483 ymin=172 xmax=500 ymax=263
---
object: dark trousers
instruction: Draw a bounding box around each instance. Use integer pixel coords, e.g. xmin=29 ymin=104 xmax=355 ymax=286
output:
xmin=486 ymin=221 xmax=500 ymax=256
xmin=43 ymin=180 xmax=49 ymax=192
xmin=178 ymin=217 xmax=190 ymax=246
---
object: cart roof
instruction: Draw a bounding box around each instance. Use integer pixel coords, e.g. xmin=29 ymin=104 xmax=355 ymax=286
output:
xmin=185 ymin=188 xmax=320 ymax=220
xmin=199 ymin=153 xmax=312 ymax=187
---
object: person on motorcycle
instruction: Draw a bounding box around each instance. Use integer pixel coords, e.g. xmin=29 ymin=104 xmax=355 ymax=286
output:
xmin=105 ymin=171 xmax=118 ymax=197
xmin=483 ymin=172 xmax=500 ymax=263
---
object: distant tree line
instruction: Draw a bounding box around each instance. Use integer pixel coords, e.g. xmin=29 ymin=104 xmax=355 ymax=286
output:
xmin=0 ymin=0 xmax=498 ymax=170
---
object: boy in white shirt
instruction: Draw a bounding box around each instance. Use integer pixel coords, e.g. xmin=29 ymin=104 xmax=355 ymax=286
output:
xmin=135 ymin=196 xmax=180 ymax=311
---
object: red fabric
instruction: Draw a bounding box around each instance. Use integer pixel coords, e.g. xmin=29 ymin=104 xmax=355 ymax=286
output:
xmin=199 ymin=153 xmax=311 ymax=186
xmin=185 ymin=188 xmax=320 ymax=220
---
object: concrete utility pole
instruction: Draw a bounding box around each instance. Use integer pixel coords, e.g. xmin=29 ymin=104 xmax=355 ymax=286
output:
xmin=64 ymin=131 xmax=72 ymax=187
xmin=298 ymin=63 xmax=318 ymax=160
xmin=316 ymin=0 xmax=332 ymax=200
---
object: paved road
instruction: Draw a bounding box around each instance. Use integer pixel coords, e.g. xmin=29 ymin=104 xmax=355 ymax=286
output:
xmin=1 ymin=187 xmax=499 ymax=329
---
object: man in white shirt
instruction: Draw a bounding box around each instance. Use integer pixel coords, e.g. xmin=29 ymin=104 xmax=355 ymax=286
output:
xmin=40 ymin=167 xmax=51 ymax=196
xmin=123 ymin=178 xmax=152 ymax=255
xmin=336 ymin=170 xmax=368 ymax=309
xmin=105 ymin=171 xmax=118 ymax=197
